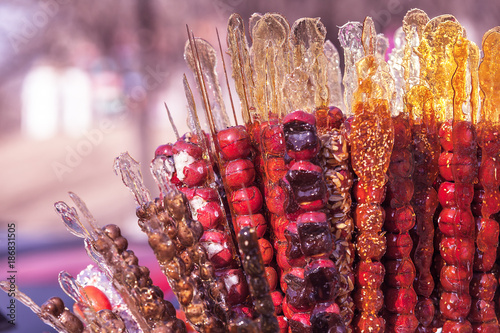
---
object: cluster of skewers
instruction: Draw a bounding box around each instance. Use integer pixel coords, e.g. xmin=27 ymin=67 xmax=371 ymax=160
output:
xmin=2 ymin=7 xmax=500 ymax=333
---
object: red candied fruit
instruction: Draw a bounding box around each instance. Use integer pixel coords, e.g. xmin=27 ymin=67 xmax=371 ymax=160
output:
xmin=439 ymin=265 xmax=472 ymax=294
xmin=452 ymin=121 xmax=476 ymax=150
xmin=217 ymin=126 xmax=252 ymax=160
xmin=258 ymin=238 xmax=274 ymax=265
xmin=265 ymin=158 xmax=288 ymax=183
xmin=478 ymin=125 xmax=500 ymax=157
xmin=384 ymin=206 xmax=415 ymax=234
xmin=440 ymin=292 xmax=471 ymax=320
xmin=415 ymin=298 xmax=435 ymax=327
xmin=173 ymin=140 xmax=203 ymax=159
xmin=440 ymin=237 xmax=475 ymax=267
xmin=261 ymin=124 xmax=286 ymax=155
xmin=266 ymin=267 xmax=279 ymax=292
xmin=224 ymin=159 xmax=256 ymax=188
xmin=196 ymin=201 xmax=223 ymax=230
xmin=180 ymin=160 xmax=208 ymax=187
xmin=154 ymin=143 xmax=173 ymax=157
xmin=438 ymin=208 xmax=474 ymax=238
xmin=442 ymin=320 xmax=473 ymax=333
xmin=438 ymin=182 xmax=456 ymax=207
xmin=215 ymin=268 xmax=248 ymax=305
xmin=438 ymin=152 xmax=454 ymax=181
xmin=385 ymin=233 xmax=413 ymax=260
xmin=354 ymin=181 xmax=386 ymax=204
xmin=356 ymin=261 xmax=385 ymax=288
xmin=230 ymin=186 xmax=263 ymax=215
xmin=235 ymin=214 xmax=267 ymax=239
xmin=266 ymin=184 xmax=286 ymax=215
xmin=385 ymin=287 xmax=417 ymax=314
xmin=439 ymin=120 xmax=454 ymax=152
xmin=384 ymin=258 xmax=416 ymax=288
xmin=283 ymin=110 xmax=316 ymax=126
xmin=199 ymin=230 xmax=233 ymax=269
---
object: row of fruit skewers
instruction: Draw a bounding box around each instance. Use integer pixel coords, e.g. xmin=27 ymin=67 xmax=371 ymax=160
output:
xmin=2 ymin=8 xmax=500 ymax=333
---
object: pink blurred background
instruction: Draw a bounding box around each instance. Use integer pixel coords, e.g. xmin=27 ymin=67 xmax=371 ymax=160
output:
xmin=0 ymin=0 xmax=498 ymax=331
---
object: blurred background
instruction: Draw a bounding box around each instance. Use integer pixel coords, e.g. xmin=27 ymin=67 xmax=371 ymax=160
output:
xmin=0 ymin=0 xmax=498 ymax=331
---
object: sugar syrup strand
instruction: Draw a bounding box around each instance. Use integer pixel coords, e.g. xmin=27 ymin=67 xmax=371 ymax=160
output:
xmin=216 ymin=27 xmax=238 ymax=126
xmin=186 ymin=26 xmax=216 ymax=137
xmin=0 ymin=281 xmax=71 ymax=333
xmin=227 ymin=13 xmax=253 ymax=124
xmin=402 ymin=9 xmax=429 ymax=90
xmin=164 ymin=102 xmax=180 ymax=140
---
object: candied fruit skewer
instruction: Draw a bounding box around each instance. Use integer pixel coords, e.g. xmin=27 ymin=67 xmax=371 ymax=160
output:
xmin=185 ymin=28 xmax=281 ymax=323
xmin=115 ymin=153 xmax=227 ymax=332
xmin=348 ymin=17 xmax=395 ymax=333
xmin=281 ymin=110 xmax=344 ymax=332
xmin=316 ymin=106 xmax=355 ymax=330
xmin=0 ymin=283 xmax=85 ymax=333
xmin=55 ymin=199 xmax=179 ymax=332
xmin=236 ymin=227 xmax=280 ymax=332
xmin=406 ymin=85 xmax=440 ymax=333
xmin=380 ymin=21 xmax=419 ymax=332
xmin=468 ymin=27 xmax=500 ymax=331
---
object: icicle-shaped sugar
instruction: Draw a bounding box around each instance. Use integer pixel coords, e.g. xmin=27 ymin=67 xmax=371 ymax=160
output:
xmin=388 ymin=27 xmax=406 ymax=116
xmin=290 ymin=17 xmax=328 ymax=109
xmin=283 ymin=68 xmax=315 ymax=113
xmin=68 ymin=192 xmax=100 ymax=232
xmin=251 ymin=13 xmax=290 ymax=119
xmin=324 ymin=40 xmax=343 ymax=109
xmin=468 ymin=41 xmax=480 ymax=125
xmin=338 ymin=21 xmax=364 ymax=115
xmin=114 ymin=152 xmax=152 ymax=207
xmin=479 ymin=27 xmax=500 ymax=125
xmin=54 ymin=201 xmax=91 ymax=239
xmin=402 ymin=9 xmax=429 ymax=89
xmin=362 ymin=17 xmax=376 ymax=56
xmin=452 ymin=35 xmax=474 ymax=122
xmin=150 ymin=156 xmax=174 ymax=196
xmin=0 ymin=282 xmax=70 ymax=333
xmin=375 ymin=33 xmax=389 ymax=60
xmin=227 ymin=13 xmax=255 ymax=124
xmin=184 ymin=38 xmax=230 ymax=131
xmin=418 ymin=15 xmax=462 ymax=122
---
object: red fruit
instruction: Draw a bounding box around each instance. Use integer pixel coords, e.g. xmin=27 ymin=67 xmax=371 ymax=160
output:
xmin=230 ymin=186 xmax=263 ymax=215
xmin=386 ymin=314 xmax=418 ymax=333
xmin=276 ymin=244 xmax=292 ymax=274
xmin=439 ymin=152 xmax=454 ymax=181
xmin=185 ymin=187 xmax=218 ymax=201
xmin=356 ymin=261 xmax=385 ymax=288
xmin=258 ymin=238 xmax=274 ymax=265
xmin=154 ymin=143 xmax=173 ymax=157
xmin=354 ymin=181 xmax=386 ymax=203
xmin=266 ymin=185 xmax=286 ymax=215
xmin=356 ymin=232 xmax=387 ymax=261
xmin=439 ymin=291 xmax=471 ymax=320
xmin=81 ymin=285 xmax=112 ymax=312
xmin=283 ymin=110 xmax=316 ymax=126
xmin=195 ymin=201 xmax=223 ymax=230
xmin=468 ymin=298 xmax=497 ymax=323
xmin=355 ymin=203 xmax=385 ymax=233
xmin=271 ymin=215 xmax=288 ymax=243
xmin=284 ymin=268 xmax=313 ymax=312
xmin=297 ymin=220 xmax=333 ymax=257
xmin=266 ymin=267 xmax=279 ymax=291
xmin=473 ymin=248 xmax=497 ymax=272
xmin=389 ymin=150 xmax=413 ymax=178
xmin=305 ymin=258 xmax=338 ymax=302
xmin=384 ymin=258 xmax=416 ymax=288
xmin=470 ymin=273 xmax=498 ymax=301
xmin=277 ymin=315 xmax=288 ymax=333
xmin=386 ymin=177 xmax=414 ymax=208
xmin=199 ymin=230 xmax=233 ymax=268
xmin=452 ymin=121 xmax=475 ymax=149
xmin=353 ymin=288 xmax=384 ymax=313
xmin=217 ymin=126 xmax=251 ymax=160
xmin=476 ymin=218 xmax=500 ymax=252
xmin=478 ymin=124 xmax=500 ymax=157
xmin=215 ymin=268 xmax=248 ymax=305
xmin=440 ymin=237 xmax=475 ymax=267
xmin=289 ymin=312 xmax=312 ymax=332
xmin=451 ymin=154 xmax=477 ymax=184
xmin=439 ymin=120 xmax=453 ymax=152
xmin=479 ymin=157 xmax=500 ymax=188
xmin=385 ymin=287 xmax=417 ymax=314
xmin=438 ymin=182 xmax=456 ymax=207
xmin=265 ymin=158 xmax=288 ymax=183
xmin=173 ymin=140 xmax=203 ymax=159
xmin=415 ymin=298 xmax=435 ymax=327
xmin=297 ymin=211 xmax=327 ymax=224
xmin=353 ymin=313 xmax=385 ymax=333
xmin=438 ymin=208 xmax=474 ymax=238
xmin=385 ymin=233 xmax=413 ymax=260
xmin=261 ymin=124 xmax=286 ymax=155
xmin=225 ymin=159 xmax=256 ymax=188
xmin=181 ymin=160 xmax=208 ymax=187
xmin=414 ymin=272 xmax=435 ymax=298
xmin=384 ymin=205 xmax=415 ymax=233
xmin=442 ymin=320 xmax=473 ymax=333
xmin=440 ymin=265 xmax=472 ymax=293
xmin=235 ymin=214 xmax=267 ymax=239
